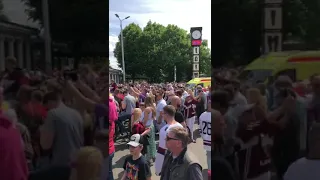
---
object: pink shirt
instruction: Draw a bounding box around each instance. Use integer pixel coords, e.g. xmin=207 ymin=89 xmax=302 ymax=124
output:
xmin=109 ymin=97 xmax=118 ymax=154
xmin=0 ymin=115 xmax=28 ymax=180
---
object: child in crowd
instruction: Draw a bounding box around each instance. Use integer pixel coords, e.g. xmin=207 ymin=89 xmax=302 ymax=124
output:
xmin=121 ymin=134 xmax=151 ymax=180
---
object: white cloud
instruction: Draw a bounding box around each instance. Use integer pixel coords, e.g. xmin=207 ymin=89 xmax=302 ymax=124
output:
xmin=109 ymin=35 xmax=120 ymax=69
xmin=109 ymin=0 xmax=211 ymax=69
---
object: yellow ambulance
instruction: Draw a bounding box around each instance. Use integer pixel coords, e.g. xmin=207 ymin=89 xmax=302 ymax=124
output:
xmin=186 ymin=77 xmax=211 ymax=88
xmin=240 ymin=51 xmax=320 ymax=84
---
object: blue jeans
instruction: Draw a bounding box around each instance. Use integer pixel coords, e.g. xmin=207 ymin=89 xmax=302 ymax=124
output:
xmin=105 ymin=152 xmax=114 ymax=180
xmin=206 ymin=151 xmax=211 ymax=170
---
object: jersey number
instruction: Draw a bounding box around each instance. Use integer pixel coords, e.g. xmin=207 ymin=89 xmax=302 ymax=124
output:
xmin=201 ymin=121 xmax=211 ymax=135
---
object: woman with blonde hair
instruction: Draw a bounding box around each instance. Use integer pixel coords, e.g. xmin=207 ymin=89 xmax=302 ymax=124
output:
xmin=140 ymin=96 xmax=157 ymax=164
xmin=246 ymin=88 xmax=268 ymax=114
xmin=69 ymin=146 xmax=103 ymax=180
xmin=131 ymin=108 xmax=143 ymax=132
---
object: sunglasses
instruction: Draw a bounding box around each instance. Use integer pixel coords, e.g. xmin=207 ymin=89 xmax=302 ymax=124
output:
xmin=165 ymin=135 xmax=179 ymax=141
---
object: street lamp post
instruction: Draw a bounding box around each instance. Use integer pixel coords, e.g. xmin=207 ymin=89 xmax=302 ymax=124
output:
xmin=115 ymin=14 xmax=130 ymax=83
xmin=42 ymin=0 xmax=52 ymax=72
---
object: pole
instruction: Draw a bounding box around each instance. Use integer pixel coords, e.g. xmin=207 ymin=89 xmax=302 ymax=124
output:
xmin=174 ymin=65 xmax=176 ymax=82
xmin=120 ymin=21 xmax=126 ymax=83
xmin=42 ymin=0 xmax=52 ymax=72
xmin=115 ymin=14 xmax=130 ymax=83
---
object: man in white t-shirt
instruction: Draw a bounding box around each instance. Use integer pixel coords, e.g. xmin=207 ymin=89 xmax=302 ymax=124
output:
xmin=155 ymin=90 xmax=167 ymax=131
xmin=154 ymin=105 xmax=182 ymax=175
xmin=284 ymin=123 xmax=320 ymax=180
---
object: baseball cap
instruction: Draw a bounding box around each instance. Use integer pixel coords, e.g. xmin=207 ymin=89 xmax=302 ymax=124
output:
xmin=127 ymin=134 xmax=143 ymax=147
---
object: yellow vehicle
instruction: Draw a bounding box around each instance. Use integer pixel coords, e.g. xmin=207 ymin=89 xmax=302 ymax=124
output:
xmin=186 ymin=77 xmax=211 ymax=88
xmin=239 ymin=51 xmax=320 ymax=84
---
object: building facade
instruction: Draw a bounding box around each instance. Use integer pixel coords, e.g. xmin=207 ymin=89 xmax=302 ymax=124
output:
xmin=109 ymin=67 xmax=122 ymax=84
xmin=0 ymin=21 xmax=38 ymax=71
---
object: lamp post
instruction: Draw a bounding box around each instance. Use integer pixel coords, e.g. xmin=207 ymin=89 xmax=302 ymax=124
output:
xmin=42 ymin=0 xmax=52 ymax=71
xmin=115 ymin=14 xmax=130 ymax=83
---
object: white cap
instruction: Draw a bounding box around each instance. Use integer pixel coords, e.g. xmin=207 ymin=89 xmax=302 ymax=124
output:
xmin=127 ymin=134 xmax=142 ymax=147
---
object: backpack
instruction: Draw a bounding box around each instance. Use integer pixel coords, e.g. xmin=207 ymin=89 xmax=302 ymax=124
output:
xmin=131 ymin=121 xmax=149 ymax=155
xmin=132 ymin=121 xmax=145 ymax=135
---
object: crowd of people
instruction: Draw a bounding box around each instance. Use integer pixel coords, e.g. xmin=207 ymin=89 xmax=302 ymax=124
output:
xmin=1 ymin=54 xmax=320 ymax=180
xmin=211 ymin=71 xmax=320 ymax=180
xmin=0 ymin=56 xmax=110 ymax=180
xmin=109 ymin=80 xmax=211 ymax=180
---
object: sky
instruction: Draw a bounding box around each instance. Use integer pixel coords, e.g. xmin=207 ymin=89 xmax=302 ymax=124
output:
xmin=109 ymin=0 xmax=211 ymax=69
xmin=2 ymin=0 xmax=39 ymax=28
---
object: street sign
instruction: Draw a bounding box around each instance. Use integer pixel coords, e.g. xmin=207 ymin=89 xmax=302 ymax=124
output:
xmin=193 ymin=55 xmax=199 ymax=63
xmin=264 ymin=0 xmax=282 ymax=4
xmin=190 ymin=27 xmax=203 ymax=47
xmin=263 ymin=0 xmax=282 ymax=53
xmin=193 ymin=71 xmax=199 ymax=78
xmin=264 ymin=32 xmax=282 ymax=53
xmin=264 ymin=7 xmax=282 ymax=30
xmin=190 ymin=27 xmax=202 ymax=77
xmin=192 ymin=39 xmax=202 ymax=46
xmin=193 ymin=46 xmax=200 ymax=55
xmin=193 ymin=63 xmax=199 ymax=71
xmin=190 ymin=27 xmax=202 ymax=39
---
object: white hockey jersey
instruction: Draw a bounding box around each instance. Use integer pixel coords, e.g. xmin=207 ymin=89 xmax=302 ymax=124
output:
xmin=199 ymin=111 xmax=211 ymax=151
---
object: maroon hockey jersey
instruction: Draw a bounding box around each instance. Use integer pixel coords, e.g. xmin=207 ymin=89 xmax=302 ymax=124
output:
xmin=235 ymin=107 xmax=275 ymax=180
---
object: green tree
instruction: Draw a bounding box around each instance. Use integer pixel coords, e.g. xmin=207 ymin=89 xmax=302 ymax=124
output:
xmin=137 ymin=21 xmax=167 ymax=82
xmin=0 ymin=0 xmax=9 ymax=22
xmin=199 ymin=40 xmax=211 ymax=76
xmin=22 ymin=0 xmax=108 ymax=63
xmin=113 ymin=21 xmax=211 ymax=82
xmin=113 ymin=23 xmax=143 ymax=80
xmin=155 ymin=24 xmax=191 ymax=82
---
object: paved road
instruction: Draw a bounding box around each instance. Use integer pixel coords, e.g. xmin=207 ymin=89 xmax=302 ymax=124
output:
xmin=112 ymin=124 xmax=209 ymax=180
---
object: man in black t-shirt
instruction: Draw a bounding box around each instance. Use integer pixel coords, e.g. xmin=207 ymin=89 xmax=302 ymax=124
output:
xmin=121 ymin=134 xmax=151 ymax=180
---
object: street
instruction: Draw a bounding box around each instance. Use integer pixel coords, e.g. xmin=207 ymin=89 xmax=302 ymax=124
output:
xmin=112 ymin=124 xmax=209 ymax=180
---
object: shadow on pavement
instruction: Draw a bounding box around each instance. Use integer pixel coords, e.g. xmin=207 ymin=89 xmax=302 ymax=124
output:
xmin=113 ymin=153 xmax=128 ymax=169
xmin=115 ymin=168 xmax=208 ymax=180
xmin=193 ymin=128 xmax=201 ymax=140
xmin=114 ymin=141 xmax=128 ymax=151
xmin=202 ymin=169 xmax=208 ymax=179
xmin=115 ymin=171 xmax=125 ymax=180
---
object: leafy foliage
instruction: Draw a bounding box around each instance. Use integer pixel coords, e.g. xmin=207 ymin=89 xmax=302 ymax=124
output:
xmin=212 ymin=0 xmax=320 ymax=67
xmin=113 ymin=21 xmax=211 ymax=82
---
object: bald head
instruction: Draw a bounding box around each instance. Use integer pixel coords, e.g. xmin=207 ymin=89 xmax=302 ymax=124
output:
xmin=212 ymin=109 xmax=221 ymax=119
xmin=311 ymin=75 xmax=320 ymax=95
xmin=275 ymin=75 xmax=292 ymax=88
xmin=212 ymin=109 xmax=224 ymax=136
xmin=170 ymin=95 xmax=181 ymax=107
